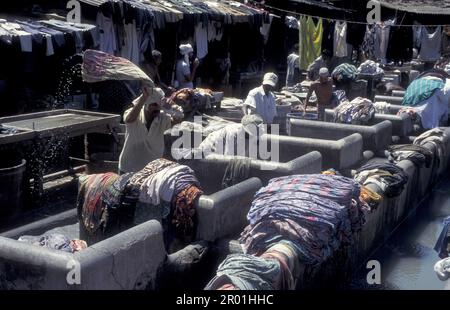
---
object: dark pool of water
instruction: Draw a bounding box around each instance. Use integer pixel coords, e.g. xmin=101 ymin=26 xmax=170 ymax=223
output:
xmin=349 ymin=177 xmax=450 ymax=290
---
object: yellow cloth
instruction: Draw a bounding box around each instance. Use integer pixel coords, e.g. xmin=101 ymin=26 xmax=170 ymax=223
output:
xmin=119 ymin=106 xmax=172 ymax=173
xmin=299 ymin=17 xmax=323 ymax=70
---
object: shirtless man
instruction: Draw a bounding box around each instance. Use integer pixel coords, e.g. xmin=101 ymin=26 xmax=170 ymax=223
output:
xmin=304 ymin=67 xmax=334 ymax=121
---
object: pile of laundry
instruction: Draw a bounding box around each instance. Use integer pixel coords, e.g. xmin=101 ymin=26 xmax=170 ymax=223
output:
xmin=333 ymin=97 xmax=375 ymax=125
xmin=0 ymin=124 xmax=18 ymax=135
xmin=357 ymin=60 xmax=384 ymax=75
xmin=331 ymin=63 xmax=358 ymax=82
xmin=397 ymin=107 xmax=420 ymax=123
xmin=281 ymin=83 xmax=308 ymax=94
xmin=434 ymin=216 xmax=450 ymax=281
xmin=402 ymin=77 xmax=444 ymax=107
xmin=239 ymin=174 xmax=369 ymax=266
xmin=18 ymin=233 xmax=87 ymax=253
xmin=76 ymin=158 xmax=203 ymax=245
xmin=169 ymin=88 xmax=217 ymax=113
xmin=354 ymin=162 xmax=408 ymax=198
xmin=373 ymin=101 xmax=391 ymax=114
xmin=387 ymin=144 xmax=434 ymax=168
xmin=401 ymin=76 xmax=449 ymax=129
xmin=413 ymin=128 xmax=447 ymax=162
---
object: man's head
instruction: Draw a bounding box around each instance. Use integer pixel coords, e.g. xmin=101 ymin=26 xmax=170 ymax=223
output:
xmin=179 ymin=43 xmax=194 ymax=60
xmin=318 ymin=67 xmax=329 ymax=83
xmin=152 ymin=50 xmax=162 ymax=66
xmin=262 ymin=72 xmax=278 ymax=94
xmin=141 ymin=87 xmax=165 ymax=115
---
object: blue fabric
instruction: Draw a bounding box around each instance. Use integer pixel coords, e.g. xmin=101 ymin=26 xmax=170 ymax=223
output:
xmin=205 ymin=254 xmax=280 ymax=290
xmin=434 ymin=216 xmax=450 ymax=258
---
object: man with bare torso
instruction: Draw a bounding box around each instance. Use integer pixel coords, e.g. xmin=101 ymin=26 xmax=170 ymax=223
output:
xmin=304 ymin=67 xmax=335 ymax=121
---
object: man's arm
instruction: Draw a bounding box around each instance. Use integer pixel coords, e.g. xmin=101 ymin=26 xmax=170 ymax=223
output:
xmin=242 ymin=92 xmax=257 ymax=115
xmin=304 ymin=84 xmax=315 ymax=112
xmin=124 ymin=87 xmax=149 ymax=123
xmin=183 ymin=58 xmax=200 ymax=83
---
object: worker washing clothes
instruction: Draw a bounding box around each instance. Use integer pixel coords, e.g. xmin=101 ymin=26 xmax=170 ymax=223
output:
xmin=175 ymin=43 xmax=199 ymax=90
xmin=304 ymin=67 xmax=336 ymax=121
xmin=285 ymin=44 xmax=300 ymax=87
xmin=118 ymin=86 xmax=181 ymax=174
xmin=331 ymin=62 xmax=358 ymax=96
xmin=307 ymin=49 xmax=332 ymax=81
xmin=243 ymin=72 xmax=278 ymax=127
xmin=142 ymin=49 xmax=175 ymax=96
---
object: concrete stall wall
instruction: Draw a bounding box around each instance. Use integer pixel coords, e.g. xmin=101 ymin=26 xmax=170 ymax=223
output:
xmin=165 ymin=128 xmax=363 ymax=170
xmin=0 ymin=211 xmax=166 ymax=290
xmin=287 ymin=119 xmax=392 ymax=152
xmin=324 ymin=109 xmax=414 ymax=137
xmin=181 ymin=151 xmax=322 ymax=190
xmin=300 ymin=127 xmax=450 ymax=288
xmin=261 ymin=133 xmax=364 ymax=170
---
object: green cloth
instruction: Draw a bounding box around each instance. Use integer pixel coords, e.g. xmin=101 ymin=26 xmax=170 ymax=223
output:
xmin=402 ymin=77 xmax=444 ymax=106
xmin=299 ymin=17 xmax=323 ymax=70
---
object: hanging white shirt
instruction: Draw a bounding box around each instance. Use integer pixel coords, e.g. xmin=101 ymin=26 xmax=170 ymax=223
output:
xmin=195 ymin=23 xmax=208 ymax=59
xmin=334 ymin=21 xmax=348 ymax=57
xmin=243 ymin=86 xmax=277 ymax=124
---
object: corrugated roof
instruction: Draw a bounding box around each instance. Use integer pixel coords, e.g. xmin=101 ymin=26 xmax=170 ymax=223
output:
xmin=289 ymin=0 xmax=351 ymax=12
xmin=78 ymin=0 xmax=109 ymax=7
xmin=379 ymin=0 xmax=450 ymax=15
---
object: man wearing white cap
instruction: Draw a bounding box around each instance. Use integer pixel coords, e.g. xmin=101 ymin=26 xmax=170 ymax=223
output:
xmin=175 ymin=43 xmax=199 ymax=89
xmin=243 ymin=72 xmax=278 ymax=124
xmin=305 ymin=67 xmax=334 ymax=121
xmin=118 ymin=86 xmax=175 ymax=174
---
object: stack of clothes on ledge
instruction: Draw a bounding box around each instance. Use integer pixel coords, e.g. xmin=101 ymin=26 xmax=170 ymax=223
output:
xmin=206 ymin=174 xmax=377 ymax=290
xmin=354 ymin=162 xmax=408 ymax=198
xmin=168 ymin=87 xmax=218 ymax=115
xmin=18 ymin=233 xmax=87 ymax=253
xmin=76 ymin=158 xmax=202 ymax=250
xmin=333 ymin=97 xmax=375 ymax=125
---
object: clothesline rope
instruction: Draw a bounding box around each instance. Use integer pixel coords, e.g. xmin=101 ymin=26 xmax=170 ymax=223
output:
xmin=247 ymin=0 xmax=450 ymax=27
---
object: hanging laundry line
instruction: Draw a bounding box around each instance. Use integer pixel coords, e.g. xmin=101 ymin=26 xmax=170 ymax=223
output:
xmin=247 ymin=0 xmax=450 ymax=27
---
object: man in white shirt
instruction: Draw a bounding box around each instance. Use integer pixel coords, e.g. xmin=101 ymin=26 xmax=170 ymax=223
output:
xmin=243 ymin=72 xmax=278 ymax=124
xmin=175 ymin=43 xmax=199 ymax=89
xmin=119 ymin=87 xmax=177 ymax=174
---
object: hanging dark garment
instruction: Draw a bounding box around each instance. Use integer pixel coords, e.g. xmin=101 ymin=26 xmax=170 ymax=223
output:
xmin=321 ymin=20 xmax=334 ymax=54
xmin=386 ymin=26 xmax=413 ymax=63
xmin=346 ymin=23 xmax=366 ymax=48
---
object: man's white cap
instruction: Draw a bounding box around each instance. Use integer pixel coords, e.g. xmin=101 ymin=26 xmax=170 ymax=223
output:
xmin=319 ymin=67 xmax=329 ymax=77
xmin=262 ymin=72 xmax=278 ymax=87
xmin=179 ymin=43 xmax=194 ymax=56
